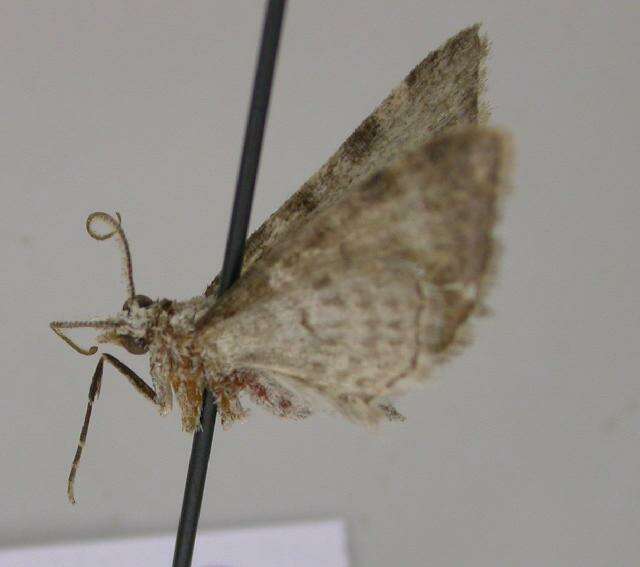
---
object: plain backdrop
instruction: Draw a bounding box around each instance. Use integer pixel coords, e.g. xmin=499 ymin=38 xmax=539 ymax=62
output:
xmin=1 ymin=2 xmax=638 ymax=566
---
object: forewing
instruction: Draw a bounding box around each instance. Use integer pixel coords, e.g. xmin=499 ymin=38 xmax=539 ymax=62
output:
xmin=198 ymin=128 xmax=511 ymax=424
xmin=205 ymin=25 xmax=488 ymax=297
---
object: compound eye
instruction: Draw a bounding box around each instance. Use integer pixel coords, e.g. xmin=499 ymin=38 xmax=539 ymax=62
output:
xmin=120 ymin=335 xmax=149 ymax=355
xmin=134 ymin=294 xmax=153 ymax=308
xmin=122 ymin=294 xmax=153 ymax=312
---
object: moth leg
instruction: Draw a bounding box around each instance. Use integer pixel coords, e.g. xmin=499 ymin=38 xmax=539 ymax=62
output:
xmin=100 ymin=353 xmax=157 ymax=403
xmin=67 ymin=353 xmax=158 ymax=504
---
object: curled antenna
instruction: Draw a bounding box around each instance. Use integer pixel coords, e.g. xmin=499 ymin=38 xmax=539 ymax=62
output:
xmin=50 ymin=319 xmax=120 ymax=356
xmin=86 ymin=212 xmax=136 ymax=302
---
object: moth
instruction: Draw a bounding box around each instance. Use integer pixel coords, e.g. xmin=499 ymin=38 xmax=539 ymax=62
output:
xmin=51 ymin=25 xmax=512 ymax=503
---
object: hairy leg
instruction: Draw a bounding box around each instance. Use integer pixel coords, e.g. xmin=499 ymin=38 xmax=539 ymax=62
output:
xmin=67 ymin=353 xmax=158 ymax=504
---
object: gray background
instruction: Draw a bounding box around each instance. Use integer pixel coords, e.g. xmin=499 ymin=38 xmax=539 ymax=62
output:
xmin=1 ymin=1 xmax=638 ymax=565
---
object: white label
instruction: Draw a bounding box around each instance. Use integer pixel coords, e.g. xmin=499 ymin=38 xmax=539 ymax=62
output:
xmin=0 ymin=519 xmax=349 ymax=567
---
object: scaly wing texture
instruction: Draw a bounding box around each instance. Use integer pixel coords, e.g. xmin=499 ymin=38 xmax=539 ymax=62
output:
xmin=204 ymin=25 xmax=489 ymax=298
xmin=198 ymin=128 xmax=512 ymax=424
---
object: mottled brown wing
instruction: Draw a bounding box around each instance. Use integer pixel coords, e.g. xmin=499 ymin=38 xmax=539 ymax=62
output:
xmin=204 ymin=24 xmax=489 ymax=297
xmin=197 ymin=128 xmax=511 ymax=424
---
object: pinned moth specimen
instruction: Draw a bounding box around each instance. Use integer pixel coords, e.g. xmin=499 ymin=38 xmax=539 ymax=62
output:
xmin=51 ymin=25 xmax=512 ymax=503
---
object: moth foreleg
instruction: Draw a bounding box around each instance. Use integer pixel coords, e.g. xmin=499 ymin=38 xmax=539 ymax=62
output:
xmin=67 ymin=353 xmax=159 ymax=504
xmin=100 ymin=353 xmax=157 ymax=403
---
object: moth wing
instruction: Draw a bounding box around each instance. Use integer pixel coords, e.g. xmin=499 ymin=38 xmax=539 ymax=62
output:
xmin=205 ymin=25 xmax=489 ymax=296
xmin=198 ymin=127 xmax=512 ymax=424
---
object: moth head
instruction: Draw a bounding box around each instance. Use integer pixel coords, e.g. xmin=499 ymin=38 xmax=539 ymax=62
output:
xmin=50 ymin=212 xmax=158 ymax=357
